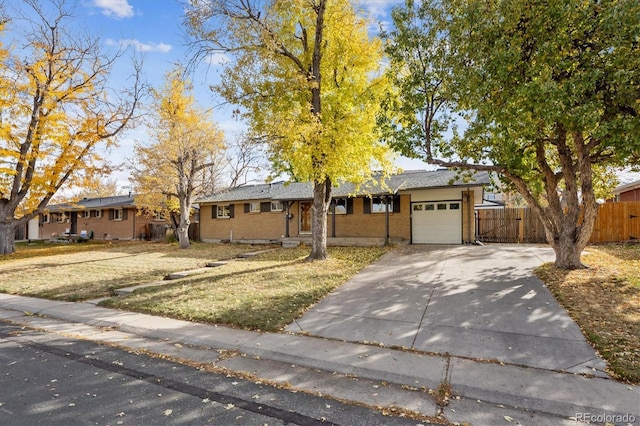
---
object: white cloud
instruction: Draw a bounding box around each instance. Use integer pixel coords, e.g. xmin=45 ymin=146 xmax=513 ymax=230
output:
xmin=359 ymin=0 xmax=403 ymax=34
xmin=206 ymin=52 xmax=230 ymax=65
xmin=107 ymin=38 xmax=172 ymax=53
xmin=93 ymin=0 xmax=134 ymax=19
xmin=362 ymin=0 xmax=402 ymax=20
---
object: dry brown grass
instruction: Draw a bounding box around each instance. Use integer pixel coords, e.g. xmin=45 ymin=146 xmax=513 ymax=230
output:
xmin=0 ymin=241 xmax=269 ymax=301
xmin=101 ymin=246 xmax=387 ymax=332
xmin=0 ymin=241 xmax=388 ymax=332
xmin=536 ymin=243 xmax=640 ymax=383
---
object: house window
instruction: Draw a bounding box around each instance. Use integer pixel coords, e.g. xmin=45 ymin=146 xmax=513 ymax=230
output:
xmin=271 ymin=201 xmax=283 ymax=212
xmin=153 ymin=211 xmax=165 ymax=221
xmin=425 ymin=204 xmax=435 ymax=211
xmin=217 ymin=205 xmax=231 ymax=218
xmin=413 ymin=204 xmax=423 ymax=211
xmin=249 ymin=202 xmax=260 ymax=213
xmin=57 ymin=213 xmax=66 ymax=223
xmin=364 ymin=196 xmax=399 ymax=214
xmin=371 ymin=197 xmax=392 ymax=213
xmin=92 ymin=209 xmax=102 ymax=218
xmin=42 ymin=213 xmax=50 ymax=223
xmin=83 ymin=210 xmax=90 ymax=219
xmin=333 ymin=198 xmax=348 ymax=214
xmin=449 ymin=203 xmax=460 ymax=210
xmin=437 ymin=203 xmax=447 ymax=210
xmin=113 ymin=208 xmax=123 ymax=221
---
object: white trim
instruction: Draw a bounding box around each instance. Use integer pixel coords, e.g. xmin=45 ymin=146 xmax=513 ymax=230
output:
xmin=332 ymin=198 xmax=347 ymax=214
xmin=371 ymin=196 xmax=392 ymax=214
xmin=217 ymin=205 xmax=231 ymax=218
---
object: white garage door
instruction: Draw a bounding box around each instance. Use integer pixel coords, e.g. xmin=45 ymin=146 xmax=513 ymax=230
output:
xmin=412 ymin=201 xmax=462 ymax=244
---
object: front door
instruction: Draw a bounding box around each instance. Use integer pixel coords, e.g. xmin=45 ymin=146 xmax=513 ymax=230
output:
xmin=300 ymin=201 xmax=312 ymax=234
xmin=70 ymin=212 xmax=78 ymax=235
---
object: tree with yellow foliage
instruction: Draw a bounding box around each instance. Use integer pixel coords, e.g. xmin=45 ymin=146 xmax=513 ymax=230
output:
xmin=0 ymin=0 xmax=143 ymax=254
xmin=185 ymin=0 xmax=391 ymax=260
xmin=132 ymin=68 xmax=224 ymax=249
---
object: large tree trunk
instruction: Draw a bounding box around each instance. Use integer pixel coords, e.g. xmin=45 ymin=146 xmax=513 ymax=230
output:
xmin=176 ymin=196 xmax=191 ymax=249
xmin=551 ymin=236 xmax=585 ymax=269
xmin=0 ymin=222 xmax=17 ymax=255
xmin=543 ymin=194 xmax=598 ymax=270
xmin=549 ymin=222 xmax=589 ymax=269
xmin=0 ymin=199 xmax=17 ymax=255
xmin=307 ymin=178 xmax=331 ymax=261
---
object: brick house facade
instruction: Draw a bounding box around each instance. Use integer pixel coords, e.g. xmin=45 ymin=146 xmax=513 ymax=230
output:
xmin=198 ymin=170 xmax=488 ymax=246
xmin=611 ymin=180 xmax=640 ymax=202
xmin=41 ymin=195 xmax=168 ymax=241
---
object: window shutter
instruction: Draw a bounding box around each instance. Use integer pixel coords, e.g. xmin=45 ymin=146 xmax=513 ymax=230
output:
xmin=212 ymin=205 xmax=218 ymax=219
xmin=363 ymin=198 xmax=371 ymax=214
xmin=347 ymin=198 xmax=354 ymax=215
xmin=260 ymin=201 xmax=271 ymax=212
xmin=229 ymin=204 xmax=235 ymax=218
xmin=393 ymin=195 xmax=401 ymax=213
xmin=244 ymin=203 xmax=250 ymax=213
xmin=123 ymin=208 xmax=129 ymax=220
xmin=109 ymin=209 xmax=114 ymax=220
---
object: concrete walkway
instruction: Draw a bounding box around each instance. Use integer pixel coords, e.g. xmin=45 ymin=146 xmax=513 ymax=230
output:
xmin=287 ymin=245 xmax=607 ymax=375
xmin=0 ymin=244 xmax=638 ymax=425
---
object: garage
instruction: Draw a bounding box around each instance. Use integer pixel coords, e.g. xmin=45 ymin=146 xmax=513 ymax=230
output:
xmin=411 ymin=201 xmax=462 ymax=244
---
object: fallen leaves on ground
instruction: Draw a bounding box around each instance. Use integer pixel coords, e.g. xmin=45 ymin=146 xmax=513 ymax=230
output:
xmin=536 ymin=243 xmax=640 ymax=383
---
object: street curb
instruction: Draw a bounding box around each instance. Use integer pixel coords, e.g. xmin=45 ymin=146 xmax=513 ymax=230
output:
xmin=0 ymin=294 xmax=638 ymax=423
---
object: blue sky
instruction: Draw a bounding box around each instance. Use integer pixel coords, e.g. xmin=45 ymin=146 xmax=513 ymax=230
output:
xmin=6 ymin=0 xmax=433 ymax=191
xmin=6 ymin=0 xmax=638 ymax=191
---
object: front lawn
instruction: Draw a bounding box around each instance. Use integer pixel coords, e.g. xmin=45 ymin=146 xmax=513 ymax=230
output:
xmin=536 ymin=243 xmax=640 ymax=383
xmin=101 ymin=246 xmax=386 ymax=332
xmin=0 ymin=241 xmax=387 ymax=332
xmin=0 ymin=241 xmax=273 ymax=301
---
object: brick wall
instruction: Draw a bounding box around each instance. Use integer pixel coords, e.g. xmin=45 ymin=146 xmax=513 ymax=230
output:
xmin=200 ymin=195 xmax=412 ymax=242
xmin=200 ymin=202 xmax=290 ymax=241
xmin=327 ymin=195 xmax=411 ymax=241
xmin=41 ymin=208 xmax=166 ymax=240
xmin=620 ymin=189 xmax=640 ymax=202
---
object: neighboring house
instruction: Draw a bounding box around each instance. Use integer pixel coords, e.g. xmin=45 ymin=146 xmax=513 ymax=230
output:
xmin=198 ymin=170 xmax=489 ymax=246
xmin=13 ymin=217 xmax=40 ymax=241
xmin=41 ymin=195 xmax=168 ymax=241
xmin=610 ymin=180 xmax=640 ymax=202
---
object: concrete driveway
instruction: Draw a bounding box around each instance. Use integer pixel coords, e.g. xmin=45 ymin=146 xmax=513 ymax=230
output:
xmin=286 ymin=244 xmax=608 ymax=376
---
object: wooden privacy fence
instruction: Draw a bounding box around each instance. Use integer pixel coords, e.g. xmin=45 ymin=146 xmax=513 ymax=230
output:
xmin=476 ymin=208 xmax=546 ymax=243
xmin=476 ymin=201 xmax=640 ymax=244
xmin=145 ymin=223 xmax=200 ymax=242
xmin=590 ymin=202 xmax=640 ymax=243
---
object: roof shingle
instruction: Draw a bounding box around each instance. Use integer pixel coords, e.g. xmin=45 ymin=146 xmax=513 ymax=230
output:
xmin=197 ymin=170 xmax=489 ymax=203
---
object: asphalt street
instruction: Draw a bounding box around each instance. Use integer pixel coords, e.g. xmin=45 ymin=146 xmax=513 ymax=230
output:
xmin=0 ymin=321 xmax=430 ymax=425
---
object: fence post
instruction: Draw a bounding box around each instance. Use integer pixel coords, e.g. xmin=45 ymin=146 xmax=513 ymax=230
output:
xmin=518 ymin=208 xmax=525 ymax=243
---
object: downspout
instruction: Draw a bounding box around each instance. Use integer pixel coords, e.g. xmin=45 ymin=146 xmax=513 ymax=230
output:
xmin=467 ymin=188 xmax=472 ymax=243
xmin=331 ymin=199 xmax=336 ymax=238
xmin=132 ymin=207 xmax=136 ymax=240
xmin=385 ymin=195 xmax=390 ymax=245
xmin=285 ymin=201 xmax=292 ymax=238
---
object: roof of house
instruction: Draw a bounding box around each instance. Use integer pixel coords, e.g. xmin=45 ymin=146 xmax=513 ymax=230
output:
xmin=613 ymin=179 xmax=640 ymax=194
xmin=46 ymin=195 xmax=136 ymax=212
xmin=198 ymin=169 xmax=490 ymax=203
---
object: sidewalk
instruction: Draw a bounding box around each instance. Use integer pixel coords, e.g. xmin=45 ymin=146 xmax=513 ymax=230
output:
xmin=0 ymin=293 xmax=637 ymax=425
